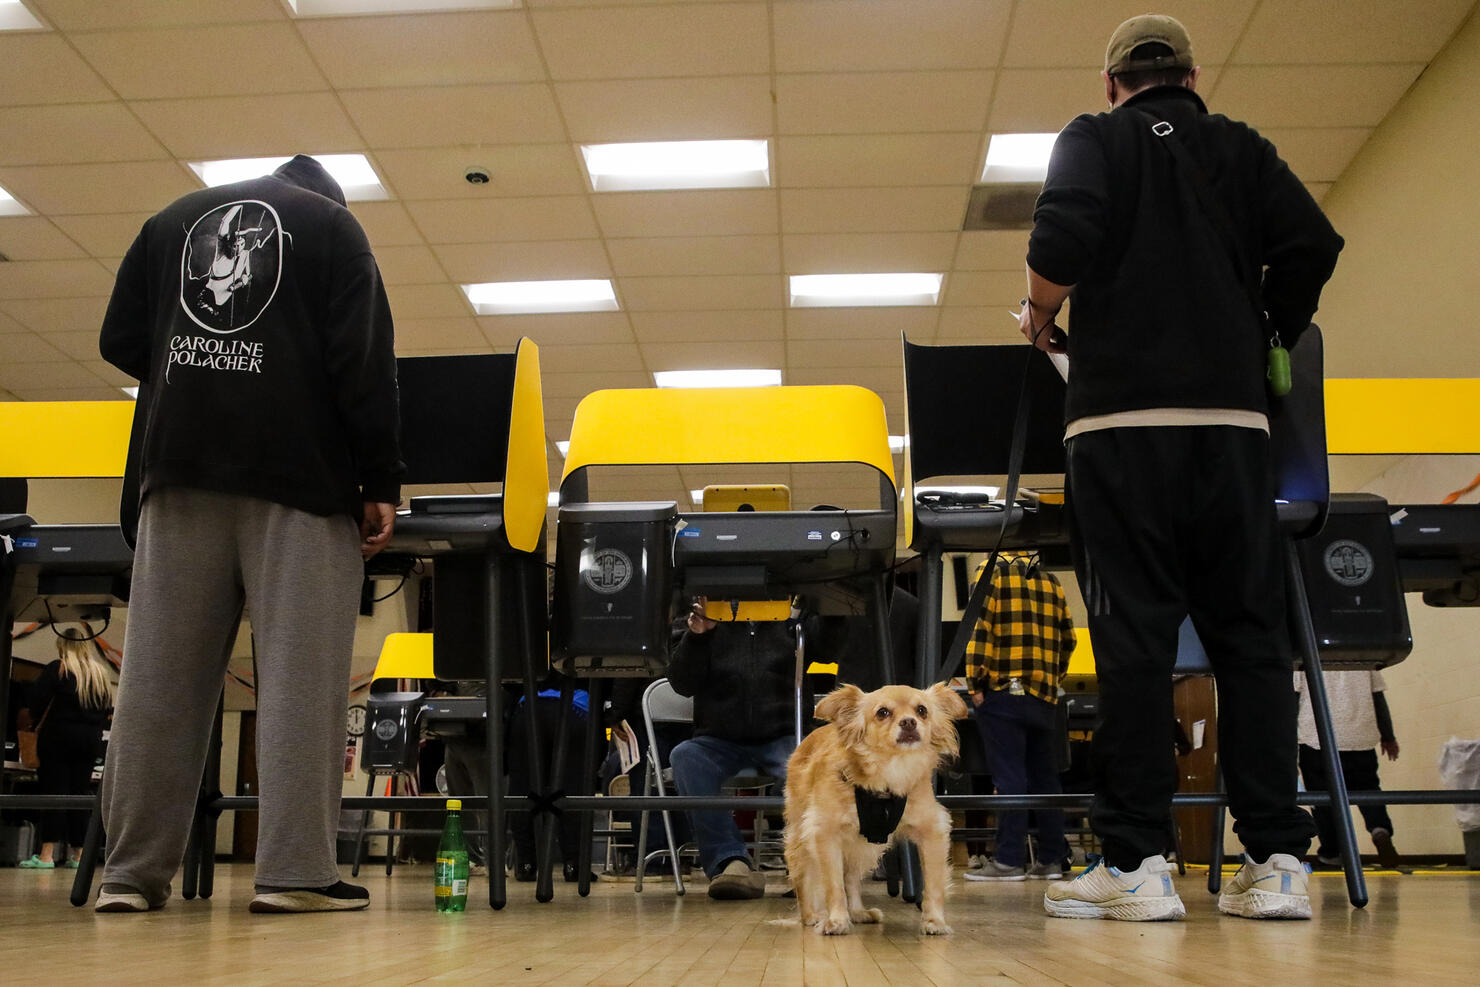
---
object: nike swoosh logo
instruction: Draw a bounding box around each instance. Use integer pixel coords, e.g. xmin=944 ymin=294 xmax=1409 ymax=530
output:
xmin=1127 ymin=881 xmax=1145 ymax=893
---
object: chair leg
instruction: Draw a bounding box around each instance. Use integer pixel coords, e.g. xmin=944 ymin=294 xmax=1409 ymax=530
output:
xmin=384 ymin=776 xmax=397 ymax=877
xmin=651 ymin=752 xmax=685 ymax=896
xmin=351 ymin=772 xmax=375 ymax=877
xmin=69 ymin=794 xmax=105 ymax=907
xmin=1207 ymin=768 xmax=1226 ymax=893
xmin=883 ymin=844 xmax=901 ymax=898
xmin=898 ymin=838 xmax=921 ymax=906
xmin=1286 ymin=539 xmax=1367 ymax=908
xmin=577 ymin=678 xmax=606 ymax=898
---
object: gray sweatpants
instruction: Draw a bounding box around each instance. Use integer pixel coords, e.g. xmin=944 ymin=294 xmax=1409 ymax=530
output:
xmin=102 ymin=487 xmax=363 ymax=896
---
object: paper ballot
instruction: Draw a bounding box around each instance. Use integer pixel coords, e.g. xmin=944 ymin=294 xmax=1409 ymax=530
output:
xmin=616 ymin=720 xmax=642 ymax=774
xmin=1048 ymin=352 xmax=1070 ymax=382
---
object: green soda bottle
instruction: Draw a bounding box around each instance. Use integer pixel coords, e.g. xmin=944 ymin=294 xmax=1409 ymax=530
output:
xmin=434 ymin=798 xmax=469 ymax=913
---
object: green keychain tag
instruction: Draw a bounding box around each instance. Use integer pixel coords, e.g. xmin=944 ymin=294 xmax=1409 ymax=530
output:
xmin=1267 ymin=343 xmax=1291 ymax=397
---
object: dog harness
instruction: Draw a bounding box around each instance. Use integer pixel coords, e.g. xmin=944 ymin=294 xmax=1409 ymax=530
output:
xmin=851 ymin=782 xmax=909 ymax=844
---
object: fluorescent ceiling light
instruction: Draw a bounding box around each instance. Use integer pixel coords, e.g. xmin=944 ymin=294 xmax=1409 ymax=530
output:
xmin=581 ymin=140 xmax=771 ymax=191
xmin=188 ymin=154 xmax=388 ymax=201
xmin=547 ymin=492 xmax=561 ymax=508
xmin=462 ymin=280 xmax=618 ymax=315
xmin=556 ymin=441 xmax=570 ymax=457
xmin=981 ymin=133 xmax=1059 ymax=183
xmin=789 ymin=273 xmax=943 ymax=308
xmin=690 ymin=489 xmax=704 ymax=506
xmin=888 ymin=435 xmax=908 ymax=454
xmin=121 ymin=386 xmax=139 ymax=399
xmin=653 ymin=369 xmax=781 ymax=389
xmin=0 ymin=1 xmax=45 ymax=31
xmin=0 ymin=182 xmax=29 ymax=216
xmin=286 ymin=0 xmax=516 ymax=15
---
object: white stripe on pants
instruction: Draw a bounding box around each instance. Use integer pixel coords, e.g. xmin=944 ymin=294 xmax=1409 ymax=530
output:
xmin=102 ymin=486 xmax=363 ymax=895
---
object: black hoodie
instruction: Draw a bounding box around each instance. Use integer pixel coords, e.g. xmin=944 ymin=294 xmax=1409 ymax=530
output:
xmin=100 ymin=155 xmax=404 ymax=523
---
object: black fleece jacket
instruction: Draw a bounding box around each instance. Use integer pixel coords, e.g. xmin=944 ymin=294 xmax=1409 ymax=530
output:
xmin=100 ymin=155 xmax=404 ymax=520
xmin=1028 ymin=86 xmax=1343 ymax=424
xmin=668 ymin=620 xmax=798 ymax=745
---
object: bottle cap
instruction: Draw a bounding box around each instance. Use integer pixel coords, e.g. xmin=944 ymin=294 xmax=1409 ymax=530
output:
xmin=447 ymin=798 xmax=462 ymax=811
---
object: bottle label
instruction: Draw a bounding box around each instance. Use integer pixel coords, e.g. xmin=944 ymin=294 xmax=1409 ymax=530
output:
xmin=452 ymin=879 xmax=468 ymax=896
xmin=435 ymin=856 xmax=454 ymax=895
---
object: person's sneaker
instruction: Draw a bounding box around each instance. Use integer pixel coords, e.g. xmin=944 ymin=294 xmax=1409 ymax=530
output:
xmin=1044 ymin=855 xmax=1185 ymax=921
xmin=964 ymin=859 xmax=1026 ymax=882
xmin=963 ymin=853 xmax=988 ymax=874
xmin=1028 ymin=858 xmax=1068 ymax=880
xmin=707 ymin=857 xmax=766 ymax=900
xmin=1371 ymin=828 xmax=1401 ymax=869
xmin=249 ymin=880 xmax=370 ymax=913
xmin=1314 ymin=852 xmax=1342 ymax=868
xmin=1218 ymin=853 xmax=1311 ymax=920
xmin=96 ymin=883 xmax=169 ymax=913
xmin=18 ymin=855 xmax=55 ymax=869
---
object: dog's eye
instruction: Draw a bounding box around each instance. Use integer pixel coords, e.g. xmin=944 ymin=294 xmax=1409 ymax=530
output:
xmin=916 ymin=704 xmax=928 ymax=718
xmin=875 ymin=707 xmax=890 ymax=720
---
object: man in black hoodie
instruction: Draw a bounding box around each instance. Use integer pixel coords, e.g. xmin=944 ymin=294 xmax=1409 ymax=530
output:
xmin=96 ymin=155 xmax=403 ymax=914
xmin=1021 ymin=16 xmax=1341 ymax=921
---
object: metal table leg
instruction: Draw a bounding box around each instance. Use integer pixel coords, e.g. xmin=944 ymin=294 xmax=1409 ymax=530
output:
xmin=484 ymin=550 xmax=508 ymax=909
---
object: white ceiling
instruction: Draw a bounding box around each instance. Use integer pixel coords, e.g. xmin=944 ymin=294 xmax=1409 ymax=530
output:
xmin=0 ymin=0 xmax=1474 ymax=518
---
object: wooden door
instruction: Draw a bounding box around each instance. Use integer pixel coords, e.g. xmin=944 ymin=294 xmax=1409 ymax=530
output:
xmin=1172 ymin=676 xmax=1219 ymax=865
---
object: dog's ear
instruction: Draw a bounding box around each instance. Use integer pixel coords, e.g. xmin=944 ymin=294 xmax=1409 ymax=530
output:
xmin=928 ymin=682 xmax=970 ymax=721
xmin=814 ymin=683 xmax=864 ymax=724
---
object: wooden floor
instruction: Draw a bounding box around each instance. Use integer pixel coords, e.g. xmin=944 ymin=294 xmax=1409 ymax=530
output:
xmin=4 ymin=863 xmax=1478 ymax=985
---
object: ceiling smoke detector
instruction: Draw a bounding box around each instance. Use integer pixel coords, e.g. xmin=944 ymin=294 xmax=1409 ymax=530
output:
xmin=464 ymin=165 xmax=491 ymax=185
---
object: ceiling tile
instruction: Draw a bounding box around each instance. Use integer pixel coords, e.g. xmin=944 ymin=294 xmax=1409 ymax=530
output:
xmin=0 ymin=217 xmax=87 ymax=261
xmin=1003 ymin=1 xmax=1255 ymax=69
xmin=1211 ymin=64 xmax=1425 ymax=129
xmin=406 ymin=197 xmax=600 ymax=243
xmin=780 ymin=187 xmax=967 ymax=234
xmin=393 ymin=316 xmax=485 ymax=351
xmin=349 ymin=202 xmax=426 ymax=247
xmin=0 ymin=311 xmax=25 ymax=333
xmin=784 ymin=306 xmax=938 ymax=341
xmin=49 ymin=213 xmax=151 ymax=259
xmin=481 ymin=312 xmax=635 ymax=349
xmin=1259 ymin=128 xmax=1372 ymax=184
xmin=9 ymin=385 xmax=127 ymax=401
xmin=0 ymin=359 xmax=106 ymax=390
xmin=0 ymin=160 xmax=199 ymax=215
xmin=782 ymin=232 xmax=957 ymax=273
xmin=373 ymin=244 xmax=447 ymax=285
xmin=629 ymin=309 xmax=784 ymax=344
xmin=0 ymin=259 xmax=116 ymax=299
xmin=942 ymin=270 xmax=1026 ymax=307
xmin=0 ymin=331 xmax=68 ymax=362
xmin=339 ymin=84 xmax=568 ymax=148
xmin=532 ymin=4 xmax=770 ymax=80
xmin=592 ymin=190 xmax=778 ymax=238
xmin=0 ymin=34 xmax=114 ymax=106
xmin=37 ymin=329 xmax=99 ymax=360
xmin=618 ymin=274 xmax=783 ymax=312
xmin=0 ymin=103 xmax=169 ymax=166
xmin=554 ymin=76 xmax=774 ymax=143
xmin=986 ymin=68 xmax=1101 ymax=133
xmin=954 ymin=230 xmax=1030 ymax=270
xmin=32 ymin=0 xmax=287 ymax=29
xmin=538 ymin=343 xmax=647 ymax=374
xmin=936 ymin=306 xmax=1025 ymax=342
xmin=130 ymin=93 xmax=364 ymax=160
xmin=788 ymin=337 xmax=903 ymax=368
xmin=81 ymin=359 xmax=135 ymax=387
xmin=607 ymin=236 xmax=780 ymax=277
xmin=0 ymin=295 xmax=110 ymax=334
xmin=383 ymin=283 xmax=472 ymax=320
xmin=776 ymin=71 xmax=993 ymax=135
xmin=773 ymin=0 xmax=1011 ymax=72
xmin=542 ymin=370 xmax=650 ymax=397
xmin=376 ymin=145 xmax=586 ymax=200
xmin=297 ymin=11 xmax=544 ymax=87
xmin=1233 ymin=0 xmax=1473 ymax=64
xmin=435 ymin=240 xmax=611 ymax=283
xmin=640 ymin=339 xmax=785 ymax=372
xmin=69 ymin=24 xmax=326 ymax=99
xmin=785 ymin=365 xmax=902 ymax=394
xmin=778 ymin=133 xmax=982 ymax=188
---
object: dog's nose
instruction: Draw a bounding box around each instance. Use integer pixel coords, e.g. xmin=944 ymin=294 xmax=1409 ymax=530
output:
xmin=899 ymin=717 xmax=917 ymax=732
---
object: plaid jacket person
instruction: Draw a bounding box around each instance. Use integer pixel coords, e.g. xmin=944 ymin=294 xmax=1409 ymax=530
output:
xmin=965 ymin=557 xmax=1076 ymax=705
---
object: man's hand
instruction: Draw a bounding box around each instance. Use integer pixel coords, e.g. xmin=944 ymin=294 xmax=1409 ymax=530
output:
xmin=1381 ymin=738 xmax=1400 ymax=762
xmin=686 ymin=596 xmax=718 ymax=635
xmin=970 ymin=690 xmax=984 ymax=708
xmin=360 ymin=501 xmax=397 ymax=559
xmin=1018 ymin=299 xmax=1068 ymax=354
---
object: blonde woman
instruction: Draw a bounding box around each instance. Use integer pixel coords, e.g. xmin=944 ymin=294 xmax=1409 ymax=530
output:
xmin=21 ymin=628 xmax=115 ymax=869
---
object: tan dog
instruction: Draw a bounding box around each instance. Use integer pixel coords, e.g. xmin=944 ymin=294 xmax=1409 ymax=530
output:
xmin=784 ymin=683 xmax=969 ymax=935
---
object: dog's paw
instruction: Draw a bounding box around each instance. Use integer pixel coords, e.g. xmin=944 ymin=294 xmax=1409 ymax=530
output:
xmin=801 ymin=913 xmax=821 ymax=928
xmin=920 ymin=917 xmax=953 ymax=936
xmin=851 ymin=907 xmax=884 ymax=925
xmin=820 ymin=915 xmax=852 ymax=936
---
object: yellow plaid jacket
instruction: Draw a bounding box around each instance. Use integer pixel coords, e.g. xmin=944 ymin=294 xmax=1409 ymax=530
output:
xmin=965 ymin=557 xmax=1076 ymax=705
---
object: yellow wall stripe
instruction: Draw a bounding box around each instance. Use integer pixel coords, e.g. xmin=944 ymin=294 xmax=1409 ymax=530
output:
xmin=1326 ymin=379 xmax=1480 ymax=454
xmin=0 ymin=401 xmax=132 ymax=477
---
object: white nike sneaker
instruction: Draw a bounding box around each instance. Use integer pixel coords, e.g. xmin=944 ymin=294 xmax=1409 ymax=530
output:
xmin=1043 ymin=855 xmax=1185 ymax=921
xmin=1218 ymin=853 xmax=1312 ymax=919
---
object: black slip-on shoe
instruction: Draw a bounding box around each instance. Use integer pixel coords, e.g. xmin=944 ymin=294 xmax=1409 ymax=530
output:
xmin=249 ymin=880 xmax=370 ymax=913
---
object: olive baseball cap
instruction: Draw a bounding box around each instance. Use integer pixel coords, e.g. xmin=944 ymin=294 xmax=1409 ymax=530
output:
xmin=1105 ymin=14 xmax=1194 ymax=75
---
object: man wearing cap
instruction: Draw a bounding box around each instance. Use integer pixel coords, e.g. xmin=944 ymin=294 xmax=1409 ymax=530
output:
xmin=1019 ymin=15 xmax=1342 ymax=920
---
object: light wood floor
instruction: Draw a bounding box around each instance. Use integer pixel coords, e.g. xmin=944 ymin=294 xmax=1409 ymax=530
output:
xmin=4 ymin=863 xmax=1478 ymax=985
